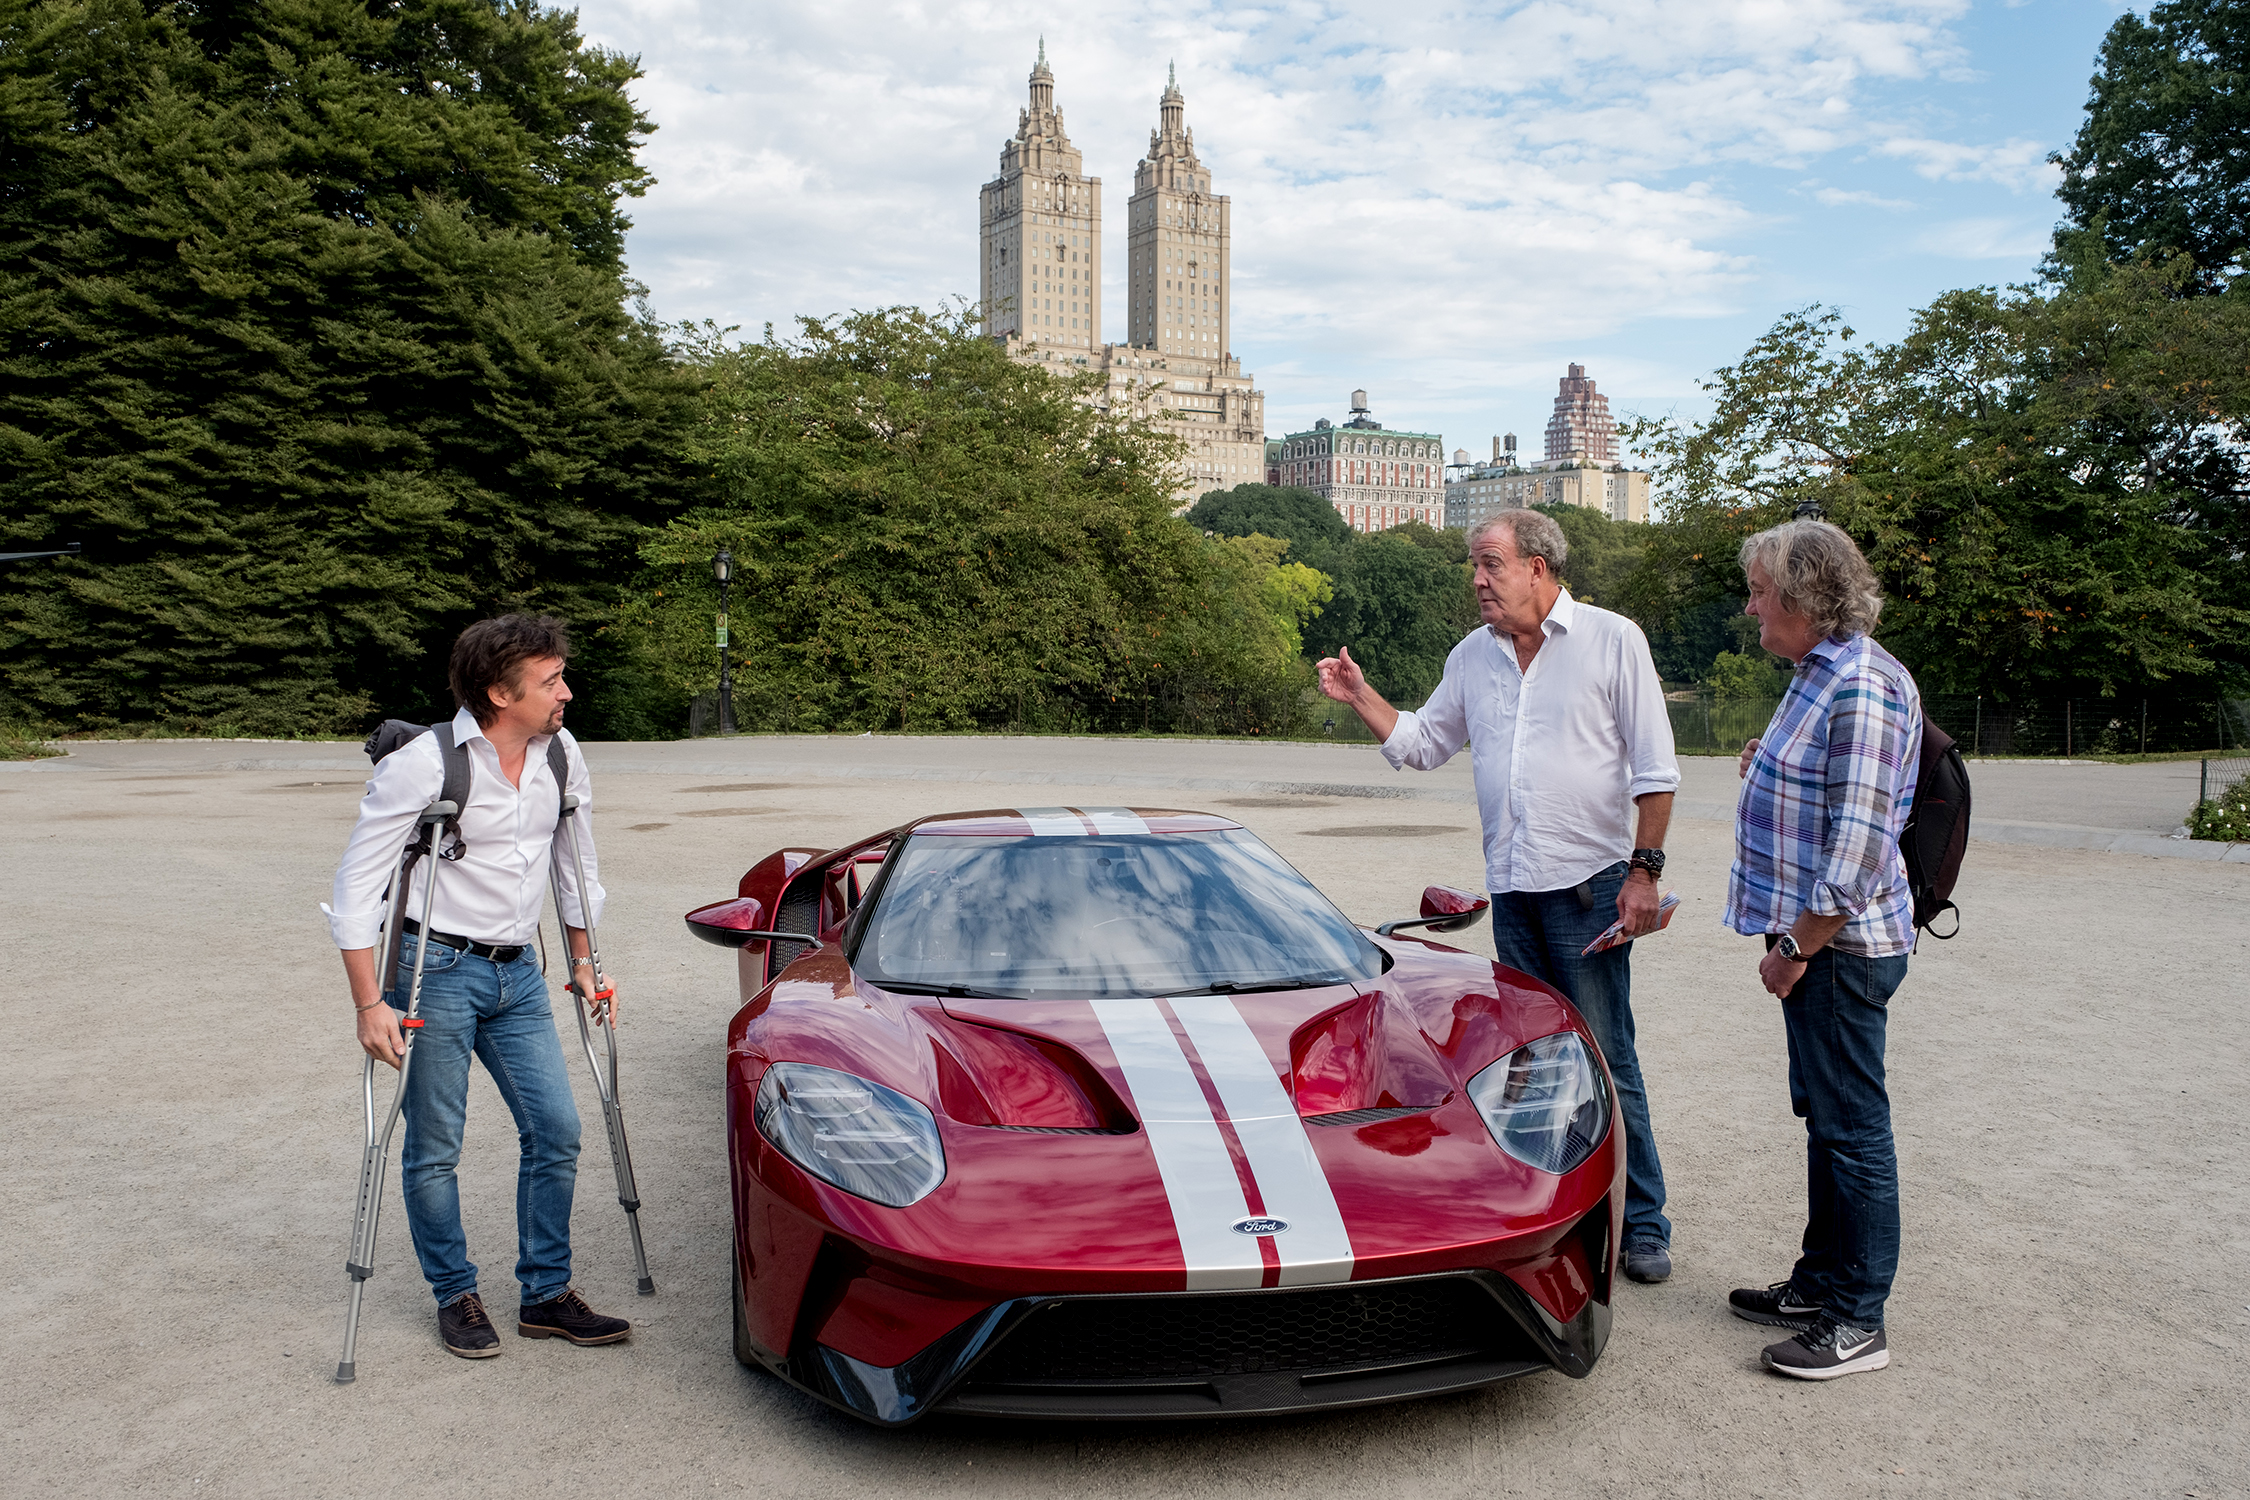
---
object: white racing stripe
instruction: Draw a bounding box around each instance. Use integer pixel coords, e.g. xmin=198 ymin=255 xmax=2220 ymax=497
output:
xmin=1089 ymin=999 xmax=1263 ymax=1290
xmin=1171 ymin=999 xmax=1357 ymax=1286
xmin=1077 ymin=806 xmax=1150 ymax=835
xmin=1016 ymin=806 xmax=1089 ymax=837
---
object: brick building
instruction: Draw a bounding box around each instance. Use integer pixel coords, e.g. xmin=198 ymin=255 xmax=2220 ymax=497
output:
xmin=1272 ymin=392 xmax=1444 ymax=532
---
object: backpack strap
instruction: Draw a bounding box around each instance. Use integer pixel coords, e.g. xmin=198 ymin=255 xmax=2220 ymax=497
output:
xmin=426 ymin=720 xmax=471 ymax=863
xmin=547 ymin=734 xmax=571 ymax=818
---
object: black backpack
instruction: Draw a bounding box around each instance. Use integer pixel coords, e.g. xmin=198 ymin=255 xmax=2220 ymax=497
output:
xmin=1900 ymin=718 xmax=1970 ymax=938
xmin=364 ymin=719 xmax=570 ymax=875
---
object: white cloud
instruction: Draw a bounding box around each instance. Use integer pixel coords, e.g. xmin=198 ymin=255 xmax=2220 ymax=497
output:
xmin=1914 ymin=216 xmax=2054 ymax=259
xmin=1809 ymin=185 xmax=1919 ymax=209
xmin=1877 ymin=134 xmax=2060 ymax=190
xmin=571 ymin=0 xmax=2058 ymax=430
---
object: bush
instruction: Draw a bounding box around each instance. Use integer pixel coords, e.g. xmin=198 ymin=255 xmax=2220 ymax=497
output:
xmin=2188 ymin=774 xmax=2250 ymax=842
xmin=1705 ymin=649 xmax=1790 ymax=701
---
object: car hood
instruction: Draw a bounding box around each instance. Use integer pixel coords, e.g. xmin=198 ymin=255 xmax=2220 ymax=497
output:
xmin=734 ymin=936 xmax=1612 ymax=1294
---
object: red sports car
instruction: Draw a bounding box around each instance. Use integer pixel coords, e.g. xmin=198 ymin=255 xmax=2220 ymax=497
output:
xmin=685 ymin=807 xmax=1620 ymax=1424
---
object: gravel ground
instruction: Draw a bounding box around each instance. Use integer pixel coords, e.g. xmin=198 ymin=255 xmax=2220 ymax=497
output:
xmin=2 ymin=737 xmax=2244 ymax=1499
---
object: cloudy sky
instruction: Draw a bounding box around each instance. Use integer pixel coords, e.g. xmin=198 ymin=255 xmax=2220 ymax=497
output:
xmin=573 ymin=0 xmax=2125 ymax=453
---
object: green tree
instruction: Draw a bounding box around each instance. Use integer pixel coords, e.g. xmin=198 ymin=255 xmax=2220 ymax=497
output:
xmin=630 ymin=308 xmax=1309 ymax=734
xmin=1534 ymin=502 xmax=1648 ymax=610
xmin=1302 ymin=531 xmax=1476 ymax=706
xmin=1627 ymin=276 xmax=2249 ymax=701
xmin=0 ymin=0 xmax=687 ymax=736
xmin=1704 ymin=649 xmax=1789 ymax=701
xmin=1182 ymin=483 xmax=1353 ymax=567
xmin=2050 ymin=0 xmax=2250 ymax=291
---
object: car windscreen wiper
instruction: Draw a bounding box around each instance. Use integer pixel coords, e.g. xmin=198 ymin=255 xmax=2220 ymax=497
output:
xmin=1152 ymin=975 xmax=1348 ymax=998
xmin=863 ymin=978 xmax=1032 ymax=1000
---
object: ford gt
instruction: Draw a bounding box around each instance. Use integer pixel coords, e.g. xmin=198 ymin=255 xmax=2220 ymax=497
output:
xmin=685 ymin=806 xmax=1619 ymax=1424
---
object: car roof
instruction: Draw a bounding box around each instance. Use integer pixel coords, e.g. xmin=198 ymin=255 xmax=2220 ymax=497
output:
xmin=904 ymin=807 xmax=1243 ymax=838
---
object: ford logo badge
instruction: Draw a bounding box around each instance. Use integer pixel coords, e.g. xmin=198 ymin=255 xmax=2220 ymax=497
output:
xmin=1231 ymin=1215 xmax=1290 ymax=1236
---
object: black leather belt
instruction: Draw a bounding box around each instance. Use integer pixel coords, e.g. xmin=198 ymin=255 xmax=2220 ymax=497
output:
xmin=403 ymin=917 xmax=526 ymax=964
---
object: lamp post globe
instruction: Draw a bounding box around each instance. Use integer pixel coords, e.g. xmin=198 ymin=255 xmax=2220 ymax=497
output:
xmin=713 ymin=549 xmax=736 ymax=735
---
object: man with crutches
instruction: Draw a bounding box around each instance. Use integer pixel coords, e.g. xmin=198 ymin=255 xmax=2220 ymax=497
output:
xmin=327 ymin=615 xmax=632 ymax=1363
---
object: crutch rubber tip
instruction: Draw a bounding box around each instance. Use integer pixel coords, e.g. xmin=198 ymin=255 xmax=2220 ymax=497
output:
xmin=637 ymin=1277 xmax=656 ymax=1295
xmin=335 ymin=1363 xmax=355 ymax=1383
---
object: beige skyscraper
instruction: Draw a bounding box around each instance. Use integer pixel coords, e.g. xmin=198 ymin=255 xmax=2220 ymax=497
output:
xmin=979 ymin=40 xmax=1102 ymax=351
xmin=981 ymin=54 xmax=1264 ymax=504
xmin=1127 ymin=65 xmax=1229 ymax=359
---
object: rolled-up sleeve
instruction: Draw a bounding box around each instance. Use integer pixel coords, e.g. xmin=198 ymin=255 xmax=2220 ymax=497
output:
xmin=1807 ymin=669 xmax=1909 ymax=918
xmin=326 ymin=744 xmax=440 ymax=949
xmin=549 ymin=734 xmax=607 ymax=929
xmin=1380 ymin=649 xmax=1470 ymax=772
xmin=1615 ymin=623 xmax=1681 ymax=799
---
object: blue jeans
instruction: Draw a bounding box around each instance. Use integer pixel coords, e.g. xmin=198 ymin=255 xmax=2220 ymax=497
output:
xmin=388 ymin=933 xmax=581 ymax=1307
xmin=1779 ymin=945 xmax=1908 ymax=1329
xmin=1490 ymin=863 xmax=1671 ymax=1248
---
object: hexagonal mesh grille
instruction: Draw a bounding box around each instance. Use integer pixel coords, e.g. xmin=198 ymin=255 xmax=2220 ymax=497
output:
xmin=970 ymin=1278 xmax=1516 ymax=1384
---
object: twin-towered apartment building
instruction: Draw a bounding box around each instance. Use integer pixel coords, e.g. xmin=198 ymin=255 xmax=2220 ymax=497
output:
xmin=979 ymin=48 xmax=1264 ymax=499
xmin=977 ymin=46 xmax=1647 ymax=529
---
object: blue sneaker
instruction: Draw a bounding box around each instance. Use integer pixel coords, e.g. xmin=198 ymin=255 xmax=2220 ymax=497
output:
xmin=1622 ymin=1240 xmax=1672 ymax=1283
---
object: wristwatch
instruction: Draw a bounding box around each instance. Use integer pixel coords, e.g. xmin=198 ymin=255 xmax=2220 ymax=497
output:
xmin=1774 ymin=932 xmax=1805 ymax=962
xmin=1629 ymin=848 xmax=1666 ymax=878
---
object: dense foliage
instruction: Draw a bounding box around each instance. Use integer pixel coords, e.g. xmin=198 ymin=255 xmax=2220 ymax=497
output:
xmin=2050 ymin=0 xmax=2248 ymax=291
xmin=1623 ymin=258 xmax=2250 ymax=703
xmin=0 ymin=0 xmax=691 ymax=736
xmin=627 ymin=309 xmax=1322 ymax=734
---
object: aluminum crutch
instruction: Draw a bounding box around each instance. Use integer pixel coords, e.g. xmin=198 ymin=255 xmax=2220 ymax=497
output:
xmin=551 ymin=792 xmax=655 ymax=1295
xmin=335 ymin=797 xmax=456 ymax=1383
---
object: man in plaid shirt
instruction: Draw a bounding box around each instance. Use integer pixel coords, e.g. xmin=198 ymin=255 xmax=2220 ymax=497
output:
xmin=1724 ymin=519 xmax=1921 ymax=1382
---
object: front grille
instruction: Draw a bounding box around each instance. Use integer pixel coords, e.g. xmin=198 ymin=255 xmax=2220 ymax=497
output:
xmin=968 ymin=1277 xmax=1518 ymax=1386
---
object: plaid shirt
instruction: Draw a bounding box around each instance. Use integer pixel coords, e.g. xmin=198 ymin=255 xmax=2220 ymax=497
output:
xmin=1727 ymin=633 xmax=1922 ymax=958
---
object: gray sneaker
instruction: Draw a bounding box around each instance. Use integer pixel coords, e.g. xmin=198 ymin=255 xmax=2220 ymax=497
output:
xmin=1762 ymin=1314 xmax=1889 ymax=1379
xmin=1729 ymin=1279 xmax=1822 ymax=1332
xmin=1622 ymin=1240 xmax=1672 ymax=1283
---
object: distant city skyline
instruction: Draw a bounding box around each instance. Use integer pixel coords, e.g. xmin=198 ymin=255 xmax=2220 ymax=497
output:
xmin=571 ymin=1 xmax=2121 ymax=472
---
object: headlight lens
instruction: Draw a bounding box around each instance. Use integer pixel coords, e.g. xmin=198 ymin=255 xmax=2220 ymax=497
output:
xmin=754 ymin=1062 xmax=946 ymax=1208
xmin=1466 ymin=1031 xmax=1611 ymax=1176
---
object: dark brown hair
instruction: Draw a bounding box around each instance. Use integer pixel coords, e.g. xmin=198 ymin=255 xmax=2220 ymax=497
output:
xmin=449 ymin=615 xmax=571 ymax=726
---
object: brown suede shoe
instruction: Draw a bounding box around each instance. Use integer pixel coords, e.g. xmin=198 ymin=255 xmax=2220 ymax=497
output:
xmin=517 ymin=1287 xmax=631 ymax=1346
xmin=439 ymin=1292 xmax=502 ymax=1359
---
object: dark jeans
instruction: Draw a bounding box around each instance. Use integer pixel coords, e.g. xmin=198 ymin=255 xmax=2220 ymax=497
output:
xmin=388 ymin=933 xmax=581 ymax=1306
xmin=1778 ymin=944 xmax=1908 ymax=1329
xmin=1490 ymin=862 xmax=1671 ymax=1248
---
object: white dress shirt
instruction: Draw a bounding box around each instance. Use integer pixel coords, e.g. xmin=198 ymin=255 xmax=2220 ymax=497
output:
xmin=1380 ymin=589 xmax=1680 ymax=895
xmin=326 ymin=707 xmax=605 ymax=949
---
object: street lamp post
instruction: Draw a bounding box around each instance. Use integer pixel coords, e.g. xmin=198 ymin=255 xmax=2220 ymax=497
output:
xmin=713 ymin=549 xmax=736 ymax=736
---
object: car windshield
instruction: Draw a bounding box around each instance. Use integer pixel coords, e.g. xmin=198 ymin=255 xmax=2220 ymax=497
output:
xmin=850 ymin=829 xmax=1384 ymax=999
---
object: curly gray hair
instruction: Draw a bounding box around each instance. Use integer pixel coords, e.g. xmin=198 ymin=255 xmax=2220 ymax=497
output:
xmin=1738 ymin=519 xmax=1883 ymax=639
xmin=1467 ymin=509 xmax=1569 ymax=577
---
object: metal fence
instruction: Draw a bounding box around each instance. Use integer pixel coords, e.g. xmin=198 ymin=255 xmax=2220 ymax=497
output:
xmin=2200 ymin=757 xmax=2250 ymax=805
xmin=1670 ymin=694 xmax=2250 ymax=758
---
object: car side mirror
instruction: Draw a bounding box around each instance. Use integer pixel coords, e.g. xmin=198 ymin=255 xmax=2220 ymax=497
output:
xmin=685 ymin=896 xmax=766 ymax=948
xmin=1375 ymin=885 xmax=1490 ymax=937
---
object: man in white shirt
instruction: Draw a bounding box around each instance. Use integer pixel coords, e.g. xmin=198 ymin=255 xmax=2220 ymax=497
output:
xmin=329 ymin=615 xmax=631 ymax=1359
xmin=1318 ymin=509 xmax=1682 ymax=1283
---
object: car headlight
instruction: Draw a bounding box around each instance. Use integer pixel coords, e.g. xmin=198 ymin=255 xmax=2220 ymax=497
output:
xmin=1466 ymin=1031 xmax=1611 ymax=1176
xmin=755 ymin=1062 xmax=946 ymax=1208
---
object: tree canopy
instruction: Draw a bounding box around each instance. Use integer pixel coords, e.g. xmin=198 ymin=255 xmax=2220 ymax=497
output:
xmin=2050 ymin=0 xmax=2249 ymax=290
xmin=1624 ymin=262 xmax=2250 ymax=700
xmin=1182 ymin=484 xmax=1353 ymax=565
xmin=0 ymin=0 xmax=689 ymax=735
xmin=628 ymin=308 xmax=1318 ymax=734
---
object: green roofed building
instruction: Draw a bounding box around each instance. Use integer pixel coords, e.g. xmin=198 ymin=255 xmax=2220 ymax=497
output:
xmin=1270 ymin=391 xmax=1444 ymax=533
